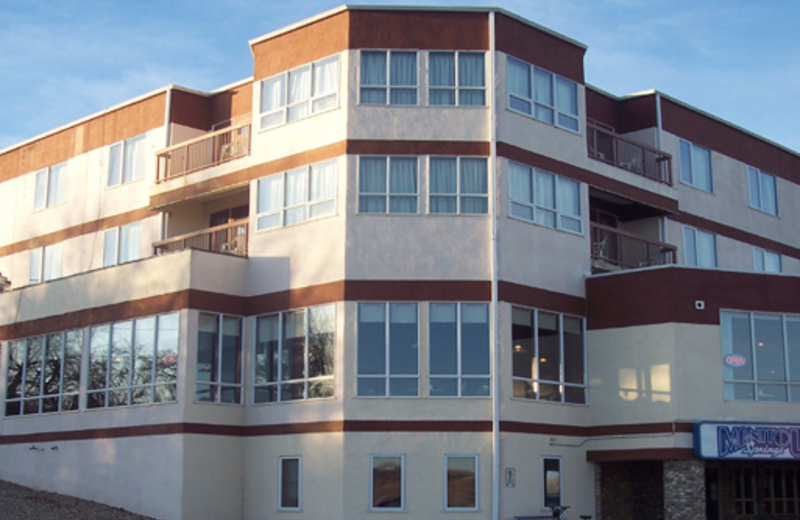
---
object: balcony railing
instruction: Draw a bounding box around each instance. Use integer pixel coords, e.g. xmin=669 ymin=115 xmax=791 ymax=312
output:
xmin=153 ymin=219 xmax=249 ymax=257
xmin=156 ymin=123 xmax=251 ymax=183
xmin=587 ymin=121 xmax=672 ymax=185
xmin=591 ymin=222 xmax=676 ymax=270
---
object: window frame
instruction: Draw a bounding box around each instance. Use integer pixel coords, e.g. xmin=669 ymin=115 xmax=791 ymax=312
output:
xmin=428 ymin=51 xmax=486 ymax=107
xmin=753 ymin=247 xmax=781 ymax=273
xmin=542 ymin=457 xmax=562 ymax=509
xmin=29 ymin=243 xmax=63 ymax=285
xmin=682 ymin=225 xmax=717 ymax=267
xmin=107 ymin=134 xmax=147 ymax=187
xmin=279 ymin=456 xmax=302 ymax=511
xmin=444 ymin=454 xmax=479 ymax=511
xmin=508 ymin=161 xmax=583 ymax=234
xmin=33 ymin=162 xmax=67 ymax=211
xmin=103 ymin=222 xmax=142 ymax=267
xmin=195 ymin=313 xmax=244 ymax=405
xmin=358 ymin=156 xmax=419 ymax=215
xmin=429 ymin=157 xmax=489 ymax=215
xmin=734 ymin=467 xmax=757 ymax=515
xmin=370 ymin=454 xmax=406 ymax=511
xmin=359 ymin=50 xmax=419 ymax=106
xmin=747 ymin=166 xmax=778 ymax=216
xmin=678 ymin=139 xmax=713 ymax=192
xmin=763 ymin=467 xmax=800 ymax=515
xmin=506 ymin=56 xmax=580 ymax=132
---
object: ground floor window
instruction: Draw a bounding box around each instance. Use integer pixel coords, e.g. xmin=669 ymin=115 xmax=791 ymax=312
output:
xmin=196 ymin=313 xmax=243 ymax=404
xmin=763 ymin=467 xmax=799 ymax=515
xmin=543 ymin=458 xmax=562 ymax=508
xmin=445 ymin=455 xmax=478 ymax=510
xmin=371 ymin=455 xmax=404 ymax=510
xmin=279 ymin=457 xmax=301 ymax=510
xmin=357 ymin=303 xmax=419 ymax=397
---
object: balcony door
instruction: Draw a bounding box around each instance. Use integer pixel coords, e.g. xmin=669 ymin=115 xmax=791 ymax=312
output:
xmin=210 ymin=205 xmax=249 ymax=228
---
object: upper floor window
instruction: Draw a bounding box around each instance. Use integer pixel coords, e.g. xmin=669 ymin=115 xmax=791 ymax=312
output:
xmin=682 ymin=226 xmax=717 ymax=267
xmin=260 ymin=55 xmax=339 ymax=130
xmin=754 ymin=248 xmax=781 ymax=273
xmin=103 ymin=222 xmax=141 ymax=267
xmin=360 ymin=51 xmax=418 ymax=105
xmin=509 ymin=162 xmax=582 ymax=234
xmin=358 ymin=303 xmax=419 ymax=397
xmin=429 ymin=303 xmax=490 ymax=397
xmin=29 ymin=243 xmax=62 ymax=284
xmin=254 ymin=304 xmax=334 ymax=403
xmin=359 ymin=156 xmax=418 ymax=214
xmin=429 ymin=52 xmax=485 ymax=106
xmin=721 ymin=311 xmax=800 ymax=402
xmin=34 ymin=162 xmax=67 ymax=210
xmin=748 ymin=166 xmax=778 ymax=215
xmin=512 ymin=307 xmax=586 ymax=404
xmin=679 ymin=139 xmax=713 ymax=192
xmin=196 ymin=313 xmax=243 ymax=404
xmin=108 ymin=134 xmax=146 ymax=187
xmin=507 ymin=57 xmax=579 ymax=132
xmin=430 ymin=157 xmax=488 ymax=214
xmin=256 ymin=160 xmax=337 ymax=231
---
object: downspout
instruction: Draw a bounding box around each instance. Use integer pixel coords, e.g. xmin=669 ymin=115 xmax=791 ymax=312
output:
xmin=655 ymin=92 xmax=668 ymax=243
xmin=489 ymin=10 xmax=500 ymax=520
xmin=160 ymin=87 xmax=174 ymax=242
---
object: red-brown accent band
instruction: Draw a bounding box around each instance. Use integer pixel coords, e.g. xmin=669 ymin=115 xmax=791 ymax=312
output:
xmin=587 ymin=448 xmax=695 ymax=462
xmin=346 ymin=140 xmax=489 ymax=157
xmin=498 ymin=281 xmax=585 ymax=316
xmin=345 ymin=280 xmax=491 ymax=302
xmin=246 ymin=281 xmax=346 ymax=316
xmin=585 ymin=89 xmax=659 ymax=135
xmin=349 ymin=10 xmax=489 ymax=52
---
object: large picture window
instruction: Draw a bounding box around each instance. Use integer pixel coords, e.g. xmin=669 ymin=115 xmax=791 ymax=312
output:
xmin=721 ymin=311 xmax=800 ymax=402
xmin=509 ymin=162 xmax=582 ymax=233
xmin=260 ymin=55 xmax=339 ymax=129
xmin=512 ymin=307 xmax=586 ymax=404
xmin=108 ymin=134 xmax=146 ymax=187
xmin=196 ymin=313 xmax=242 ymax=404
xmin=360 ymin=50 xmax=418 ymax=105
xmin=507 ymin=57 xmax=579 ymax=132
xmin=429 ymin=52 xmax=485 ymax=106
xmin=683 ymin=226 xmax=717 ymax=267
xmin=357 ymin=303 xmax=419 ymax=397
xmin=254 ymin=304 xmax=334 ymax=403
xmin=358 ymin=156 xmax=418 ymax=214
xmin=430 ymin=157 xmax=488 ymax=214
xmin=256 ymin=160 xmax=336 ymax=230
xmin=429 ymin=303 xmax=490 ymax=397
xmin=679 ymin=139 xmax=713 ymax=192
xmin=748 ymin=166 xmax=778 ymax=215
xmin=33 ymin=162 xmax=67 ymax=210
xmin=5 ymin=330 xmax=82 ymax=416
xmin=371 ymin=455 xmax=405 ymax=510
xmin=445 ymin=455 xmax=478 ymax=510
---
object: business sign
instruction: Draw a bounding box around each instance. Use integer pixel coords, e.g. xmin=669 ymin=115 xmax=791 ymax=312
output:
xmin=694 ymin=422 xmax=800 ymax=460
xmin=724 ymin=354 xmax=747 ymax=367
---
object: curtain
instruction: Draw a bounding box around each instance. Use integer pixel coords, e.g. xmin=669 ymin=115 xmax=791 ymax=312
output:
xmin=692 ymin=146 xmax=712 ymax=192
xmin=535 ymin=170 xmax=556 ymax=227
xmin=683 ymin=227 xmax=698 ymax=265
xmin=533 ymin=68 xmax=553 ymax=105
xmin=123 ymin=134 xmax=146 ymax=183
xmin=430 ymin=158 xmax=457 ymax=213
xmin=43 ymin=243 xmax=62 ymax=282
xmin=108 ymin=143 xmax=122 ymax=186
xmin=359 ymin=157 xmax=387 ymax=213
xmin=34 ymin=168 xmax=48 ymax=210
xmin=48 ymin=162 xmax=67 ymax=206
xmin=257 ymin=174 xmax=283 ymax=229
xmin=760 ymin=173 xmax=777 ymax=214
xmin=460 ymin=158 xmax=488 ymax=214
xmin=555 ymin=77 xmax=578 ymax=115
xmin=119 ymin=222 xmax=140 ymax=263
xmin=29 ymin=247 xmax=42 ymax=284
xmin=429 ymin=52 xmax=455 ymax=105
xmin=103 ymin=229 xmax=118 ymax=267
xmin=696 ymin=230 xmax=716 ymax=267
xmin=507 ymin=58 xmax=530 ymax=98
xmin=261 ymin=76 xmax=286 ymax=127
xmin=361 ymin=51 xmax=387 ymax=105
xmin=509 ymin=163 xmax=532 ymax=203
xmin=284 ymin=168 xmax=308 ymax=225
xmin=287 ymin=66 xmax=310 ymax=121
xmin=390 ymin=52 xmax=417 ymax=105
xmin=313 ymin=56 xmax=338 ymax=112
xmin=557 ymin=178 xmax=580 ymax=216
xmin=389 ymin=157 xmax=417 ymax=213
xmin=459 ymin=53 xmax=485 ymax=106
xmin=310 ymin=160 xmax=336 ymax=218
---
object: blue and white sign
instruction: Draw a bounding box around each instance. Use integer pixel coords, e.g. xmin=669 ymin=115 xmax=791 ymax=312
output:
xmin=694 ymin=422 xmax=800 ymax=460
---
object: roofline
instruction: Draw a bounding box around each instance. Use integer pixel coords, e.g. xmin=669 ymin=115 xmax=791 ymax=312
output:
xmin=247 ymin=4 xmax=586 ymax=51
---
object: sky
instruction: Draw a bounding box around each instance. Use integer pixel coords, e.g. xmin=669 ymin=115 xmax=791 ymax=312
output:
xmin=1 ymin=0 xmax=798 ymax=154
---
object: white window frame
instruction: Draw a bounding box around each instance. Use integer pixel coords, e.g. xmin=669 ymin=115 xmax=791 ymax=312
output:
xmin=279 ymin=456 xmax=302 ymax=511
xmin=506 ymin=56 xmax=579 ymax=132
xmin=748 ymin=166 xmax=778 ymax=215
xmin=33 ymin=162 xmax=67 ymax=210
xmin=29 ymin=243 xmax=62 ymax=284
xmin=360 ymin=50 xmax=419 ymax=106
xmin=508 ymin=162 xmax=583 ymax=234
xmin=370 ymin=454 xmax=405 ymax=511
xmin=358 ymin=156 xmax=419 ymax=214
xmin=542 ymin=457 xmax=563 ymax=509
xmin=429 ymin=303 xmax=491 ymax=397
xmin=195 ymin=313 xmax=244 ymax=405
xmin=682 ymin=226 xmax=717 ymax=267
xmin=428 ymin=51 xmax=486 ymax=106
xmin=754 ymin=247 xmax=781 ymax=273
xmin=259 ymin=55 xmax=340 ymax=130
xmin=107 ymin=134 xmax=147 ymax=187
xmin=444 ymin=454 xmax=479 ymax=511
xmin=678 ymin=139 xmax=713 ymax=192
xmin=103 ymin=222 xmax=142 ymax=267
xmin=429 ymin=157 xmax=489 ymax=215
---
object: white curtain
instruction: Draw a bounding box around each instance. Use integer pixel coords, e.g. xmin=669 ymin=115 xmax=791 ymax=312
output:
xmin=119 ymin=222 xmax=141 ymax=264
xmin=257 ymin=174 xmax=284 ymax=229
xmin=103 ymin=228 xmax=118 ymax=267
xmin=261 ymin=76 xmax=286 ymax=128
xmin=535 ymin=170 xmax=556 ymax=227
xmin=389 ymin=52 xmax=417 ymax=105
xmin=692 ymin=146 xmax=712 ymax=192
xmin=460 ymin=158 xmax=488 ymax=214
xmin=284 ymin=168 xmax=308 ymax=225
xmin=557 ymin=178 xmax=580 ymax=216
xmin=48 ymin=162 xmax=67 ymax=206
xmin=458 ymin=53 xmax=485 ymax=106
xmin=34 ymin=168 xmax=48 ymax=210
xmin=310 ymin=160 xmax=336 ymax=218
xmin=29 ymin=248 xmax=42 ymax=284
xmin=359 ymin=157 xmax=387 ymax=213
xmin=360 ymin=51 xmax=387 ymax=104
xmin=108 ymin=143 xmax=122 ymax=186
xmin=555 ymin=77 xmax=578 ymax=115
xmin=429 ymin=52 xmax=455 ymax=106
xmin=509 ymin=163 xmax=532 ymax=203
xmin=696 ymin=230 xmax=717 ymax=267
xmin=430 ymin=158 xmax=457 ymax=213
xmin=288 ymin=66 xmax=310 ymax=121
xmin=123 ymin=134 xmax=146 ymax=183
xmin=389 ymin=157 xmax=417 ymax=213
xmin=313 ymin=56 xmax=338 ymax=112
xmin=760 ymin=173 xmax=777 ymax=214
xmin=533 ymin=68 xmax=553 ymax=105
xmin=43 ymin=243 xmax=62 ymax=282
xmin=507 ymin=58 xmax=530 ymax=98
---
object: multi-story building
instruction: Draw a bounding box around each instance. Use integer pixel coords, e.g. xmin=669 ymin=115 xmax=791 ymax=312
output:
xmin=1 ymin=5 xmax=799 ymax=520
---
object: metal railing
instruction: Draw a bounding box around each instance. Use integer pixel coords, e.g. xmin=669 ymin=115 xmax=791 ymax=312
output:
xmin=156 ymin=123 xmax=251 ymax=183
xmin=152 ymin=219 xmax=249 ymax=257
xmin=590 ymin=222 xmax=676 ymax=270
xmin=587 ymin=121 xmax=672 ymax=185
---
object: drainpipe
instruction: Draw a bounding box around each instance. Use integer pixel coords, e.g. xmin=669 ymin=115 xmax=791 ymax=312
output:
xmin=160 ymin=86 xmax=174 ymax=241
xmin=655 ymin=92 xmax=669 ymax=243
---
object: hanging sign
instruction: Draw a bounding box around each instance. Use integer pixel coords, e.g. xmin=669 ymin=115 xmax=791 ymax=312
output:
xmin=694 ymin=422 xmax=800 ymax=460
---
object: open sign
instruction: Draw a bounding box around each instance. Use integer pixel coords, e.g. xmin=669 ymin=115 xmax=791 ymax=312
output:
xmin=725 ymin=354 xmax=747 ymax=367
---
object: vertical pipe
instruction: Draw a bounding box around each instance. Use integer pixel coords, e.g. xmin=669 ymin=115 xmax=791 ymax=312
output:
xmin=489 ymin=10 xmax=500 ymax=520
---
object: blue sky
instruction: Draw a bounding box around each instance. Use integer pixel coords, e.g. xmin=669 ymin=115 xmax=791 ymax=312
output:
xmin=1 ymin=0 xmax=798 ymax=153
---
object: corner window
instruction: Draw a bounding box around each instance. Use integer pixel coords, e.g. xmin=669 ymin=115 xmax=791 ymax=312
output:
xmin=87 ymin=312 xmax=179 ymax=408
xmin=360 ymin=51 xmax=418 ymax=105
xmin=357 ymin=303 xmax=419 ymax=397
xmin=4 ymin=330 xmax=82 ymax=416
xmin=256 ymin=159 xmax=336 ymax=230
xmin=512 ymin=307 xmax=586 ymax=404
xmin=196 ymin=313 xmax=243 ymax=404
xmin=103 ymin=222 xmax=141 ymax=267
xmin=33 ymin=162 xmax=67 ymax=210
xmin=445 ymin=455 xmax=478 ymax=510
xmin=543 ymin=458 xmax=562 ymax=508
xmin=279 ymin=457 xmax=302 ymax=511
xmin=509 ymin=162 xmax=582 ymax=233
xmin=748 ymin=166 xmax=778 ymax=215
xmin=254 ymin=304 xmax=334 ymax=403
xmin=429 ymin=303 xmax=490 ymax=397
xmin=429 ymin=52 xmax=486 ymax=106
xmin=682 ymin=226 xmax=717 ymax=267
xmin=430 ymin=157 xmax=488 ymax=214
xmin=358 ymin=156 xmax=418 ymax=214
xmin=754 ymin=248 xmax=781 ymax=273
xmin=108 ymin=134 xmax=146 ymax=187
xmin=507 ymin=57 xmax=579 ymax=132
xmin=679 ymin=139 xmax=713 ymax=192
xmin=721 ymin=311 xmax=800 ymax=402
xmin=260 ymin=55 xmax=339 ymax=129
xmin=371 ymin=455 xmax=405 ymax=510
xmin=29 ymin=243 xmax=62 ymax=284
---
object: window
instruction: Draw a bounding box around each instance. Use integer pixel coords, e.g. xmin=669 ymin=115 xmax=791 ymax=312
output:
xmin=444 ymin=455 xmax=478 ymax=510
xmin=371 ymin=455 xmax=404 ymax=510
xmin=4 ymin=330 xmax=82 ymax=416
xmin=721 ymin=311 xmax=800 ymax=402
xmin=429 ymin=52 xmax=485 ymax=106
xmin=763 ymin=467 xmax=800 ymax=515
xmin=543 ymin=458 xmax=562 ymax=508
xmin=108 ymin=134 xmax=146 ymax=187
xmin=357 ymin=303 xmax=418 ymax=397
xmin=33 ymin=162 xmax=67 ymax=211
xmin=87 ymin=313 xmax=179 ymax=408
xmin=429 ymin=303 xmax=490 ymax=397
xmin=360 ymin=51 xmax=418 ymax=105
xmin=196 ymin=313 xmax=242 ymax=404
xmin=678 ymin=139 xmax=713 ymax=192
xmin=358 ymin=156 xmax=418 ymax=214
xmin=260 ymin=55 xmax=339 ymax=129
xmin=254 ymin=305 xmax=334 ymax=403
xmin=29 ymin=243 xmax=62 ymax=284
xmin=682 ymin=226 xmax=717 ymax=267
xmin=256 ymin=160 xmax=336 ymax=230
xmin=754 ymin=248 xmax=781 ymax=273
xmin=279 ymin=457 xmax=301 ymax=511
xmin=103 ymin=222 xmax=141 ymax=267
xmin=748 ymin=166 xmax=778 ymax=215
xmin=735 ymin=467 xmax=756 ymax=515
xmin=430 ymin=158 xmax=488 ymax=214
xmin=507 ymin=57 xmax=579 ymax=131
xmin=512 ymin=307 xmax=586 ymax=404
xmin=509 ymin=162 xmax=582 ymax=233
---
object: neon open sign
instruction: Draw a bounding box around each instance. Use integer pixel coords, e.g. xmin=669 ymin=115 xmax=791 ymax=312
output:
xmin=724 ymin=354 xmax=747 ymax=367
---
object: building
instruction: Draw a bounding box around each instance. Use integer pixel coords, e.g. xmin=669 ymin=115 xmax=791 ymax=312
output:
xmin=1 ymin=5 xmax=799 ymax=520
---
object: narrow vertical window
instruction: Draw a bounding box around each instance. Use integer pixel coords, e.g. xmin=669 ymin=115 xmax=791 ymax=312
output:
xmin=429 ymin=303 xmax=490 ymax=397
xmin=445 ymin=455 xmax=478 ymax=510
xmin=371 ymin=455 xmax=404 ymax=510
xmin=679 ymin=139 xmax=713 ymax=192
xmin=279 ymin=457 xmax=301 ymax=510
xmin=357 ymin=303 xmax=418 ymax=397
xmin=754 ymin=248 xmax=781 ymax=273
xmin=29 ymin=248 xmax=43 ymax=284
xmin=682 ymin=226 xmax=717 ymax=267
xmin=543 ymin=458 xmax=562 ymax=508
xmin=196 ymin=313 xmax=242 ymax=404
xmin=748 ymin=166 xmax=778 ymax=215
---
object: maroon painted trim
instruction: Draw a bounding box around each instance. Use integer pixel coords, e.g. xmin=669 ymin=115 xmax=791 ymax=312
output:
xmin=345 ymin=280 xmax=491 ymax=302
xmin=498 ymin=281 xmax=585 ymax=316
xmin=349 ymin=10 xmax=489 ymax=51
xmin=344 ymin=420 xmax=492 ymax=433
xmin=347 ymin=140 xmax=490 ymax=157
xmin=587 ymin=448 xmax=695 ymax=462
xmin=501 ymin=421 xmax=695 ymax=437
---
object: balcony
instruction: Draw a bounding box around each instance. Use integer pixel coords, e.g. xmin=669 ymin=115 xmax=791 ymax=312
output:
xmin=587 ymin=120 xmax=672 ymax=185
xmin=156 ymin=123 xmax=251 ymax=183
xmin=153 ymin=219 xmax=249 ymax=257
xmin=591 ymin=222 xmax=676 ymax=271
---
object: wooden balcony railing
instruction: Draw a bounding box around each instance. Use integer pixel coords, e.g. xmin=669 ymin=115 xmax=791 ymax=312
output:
xmin=587 ymin=121 xmax=672 ymax=185
xmin=591 ymin=222 xmax=676 ymax=270
xmin=153 ymin=219 xmax=249 ymax=257
xmin=156 ymin=123 xmax=251 ymax=183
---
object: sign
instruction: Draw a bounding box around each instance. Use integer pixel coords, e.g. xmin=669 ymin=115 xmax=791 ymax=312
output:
xmin=724 ymin=354 xmax=747 ymax=367
xmin=694 ymin=422 xmax=800 ymax=460
xmin=505 ymin=468 xmax=516 ymax=488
